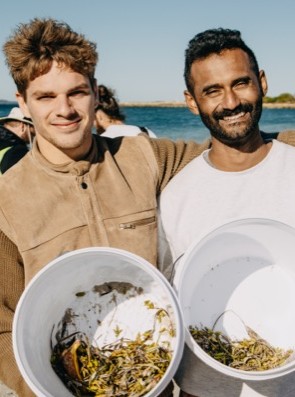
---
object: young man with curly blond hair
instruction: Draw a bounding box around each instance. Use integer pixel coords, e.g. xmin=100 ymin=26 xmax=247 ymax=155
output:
xmin=0 ymin=17 xmax=210 ymax=397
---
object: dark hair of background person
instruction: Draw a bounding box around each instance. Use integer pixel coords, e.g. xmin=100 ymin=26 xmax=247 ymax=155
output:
xmin=95 ymin=84 xmax=126 ymax=122
xmin=184 ymin=28 xmax=260 ymax=95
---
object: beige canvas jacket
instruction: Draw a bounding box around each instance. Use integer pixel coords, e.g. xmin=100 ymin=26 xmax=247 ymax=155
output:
xmin=0 ymin=134 xmax=209 ymax=397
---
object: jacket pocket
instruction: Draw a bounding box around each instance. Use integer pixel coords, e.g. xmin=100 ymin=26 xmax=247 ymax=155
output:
xmin=104 ymin=210 xmax=158 ymax=265
xmin=119 ymin=216 xmax=156 ymax=230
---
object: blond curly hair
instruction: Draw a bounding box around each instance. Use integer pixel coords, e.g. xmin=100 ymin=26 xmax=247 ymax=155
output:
xmin=3 ymin=18 xmax=98 ymax=97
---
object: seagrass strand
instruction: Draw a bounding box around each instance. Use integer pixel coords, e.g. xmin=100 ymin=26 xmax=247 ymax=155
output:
xmin=51 ymin=300 xmax=174 ymax=396
xmin=53 ymin=335 xmax=171 ymax=396
xmin=189 ymin=325 xmax=293 ymax=371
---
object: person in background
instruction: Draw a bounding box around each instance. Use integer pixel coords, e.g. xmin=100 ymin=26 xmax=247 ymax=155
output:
xmin=95 ymin=84 xmax=157 ymax=137
xmin=97 ymin=84 xmax=118 ymax=108
xmin=159 ymin=28 xmax=295 ymax=397
xmin=0 ymin=107 xmax=34 ymax=173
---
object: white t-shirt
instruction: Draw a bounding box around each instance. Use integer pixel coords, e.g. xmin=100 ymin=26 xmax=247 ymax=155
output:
xmin=159 ymin=140 xmax=295 ymax=397
xmin=100 ymin=124 xmax=157 ymax=138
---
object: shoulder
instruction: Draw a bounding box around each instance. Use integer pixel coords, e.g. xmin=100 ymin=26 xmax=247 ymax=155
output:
xmin=0 ymin=151 xmax=32 ymax=187
xmin=148 ymin=136 xmax=210 ymax=160
xmin=102 ymin=125 xmax=141 ymax=138
xmin=273 ymin=139 xmax=295 ymax=153
xmin=95 ymin=134 xmax=158 ymax=162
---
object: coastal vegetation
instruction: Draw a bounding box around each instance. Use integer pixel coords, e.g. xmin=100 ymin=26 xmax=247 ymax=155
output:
xmin=263 ymin=92 xmax=295 ymax=104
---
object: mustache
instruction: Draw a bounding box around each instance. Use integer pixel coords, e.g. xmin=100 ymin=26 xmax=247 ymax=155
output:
xmin=213 ymin=103 xmax=253 ymax=120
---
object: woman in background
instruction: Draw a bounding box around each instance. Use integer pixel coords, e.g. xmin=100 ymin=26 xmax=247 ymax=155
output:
xmin=95 ymin=85 xmax=157 ymax=138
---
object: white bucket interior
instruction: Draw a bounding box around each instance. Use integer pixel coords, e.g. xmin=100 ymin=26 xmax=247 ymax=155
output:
xmin=173 ymin=218 xmax=295 ymax=381
xmin=13 ymin=247 xmax=184 ymax=397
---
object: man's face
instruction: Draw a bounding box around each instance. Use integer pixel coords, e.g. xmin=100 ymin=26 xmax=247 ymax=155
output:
xmin=17 ymin=62 xmax=96 ymax=162
xmin=185 ymin=49 xmax=267 ymax=147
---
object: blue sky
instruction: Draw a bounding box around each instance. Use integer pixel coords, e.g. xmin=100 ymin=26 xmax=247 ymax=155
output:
xmin=0 ymin=0 xmax=294 ymax=102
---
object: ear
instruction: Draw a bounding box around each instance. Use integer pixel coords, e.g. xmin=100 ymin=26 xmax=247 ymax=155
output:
xmin=96 ymin=110 xmax=104 ymax=122
xmin=184 ymin=90 xmax=199 ymax=115
xmin=259 ymin=70 xmax=268 ymax=97
xmin=95 ymin=110 xmax=110 ymax=129
xmin=16 ymin=93 xmax=32 ymax=118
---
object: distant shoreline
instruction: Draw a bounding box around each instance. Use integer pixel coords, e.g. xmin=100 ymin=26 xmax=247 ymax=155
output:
xmin=1 ymin=99 xmax=295 ymax=109
xmin=121 ymin=101 xmax=295 ymax=109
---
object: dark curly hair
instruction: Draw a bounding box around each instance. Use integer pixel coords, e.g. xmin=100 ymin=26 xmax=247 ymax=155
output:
xmin=184 ymin=28 xmax=259 ymax=95
xmin=3 ymin=18 xmax=98 ymax=97
xmin=95 ymin=85 xmax=125 ymax=122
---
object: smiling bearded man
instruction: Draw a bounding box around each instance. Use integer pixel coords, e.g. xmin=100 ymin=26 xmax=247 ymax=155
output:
xmin=159 ymin=28 xmax=295 ymax=397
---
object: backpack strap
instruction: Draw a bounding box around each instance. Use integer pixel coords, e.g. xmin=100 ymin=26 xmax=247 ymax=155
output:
xmin=260 ymin=131 xmax=279 ymax=142
xmin=0 ymin=147 xmax=12 ymax=174
xmin=138 ymin=126 xmax=149 ymax=136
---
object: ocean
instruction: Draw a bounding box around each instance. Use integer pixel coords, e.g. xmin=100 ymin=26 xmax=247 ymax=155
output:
xmin=1 ymin=102 xmax=294 ymax=142
xmin=123 ymin=106 xmax=295 ymax=141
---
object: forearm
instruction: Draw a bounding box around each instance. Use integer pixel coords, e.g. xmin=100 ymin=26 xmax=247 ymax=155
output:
xmin=0 ymin=230 xmax=34 ymax=396
xmin=0 ymin=333 xmax=34 ymax=396
xmin=277 ymin=130 xmax=295 ymax=146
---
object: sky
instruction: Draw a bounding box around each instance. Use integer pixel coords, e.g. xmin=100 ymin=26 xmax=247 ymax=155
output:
xmin=0 ymin=0 xmax=294 ymax=102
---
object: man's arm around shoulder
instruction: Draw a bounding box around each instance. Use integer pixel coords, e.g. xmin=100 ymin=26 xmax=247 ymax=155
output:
xmin=147 ymin=136 xmax=211 ymax=191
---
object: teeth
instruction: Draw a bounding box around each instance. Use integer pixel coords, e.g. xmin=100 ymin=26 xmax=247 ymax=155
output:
xmin=223 ymin=112 xmax=245 ymax=121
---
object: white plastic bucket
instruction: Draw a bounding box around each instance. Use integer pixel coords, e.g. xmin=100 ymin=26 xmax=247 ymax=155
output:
xmin=13 ymin=247 xmax=184 ymax=397
xmin=173 ymin=218 xmax=295 ymax=381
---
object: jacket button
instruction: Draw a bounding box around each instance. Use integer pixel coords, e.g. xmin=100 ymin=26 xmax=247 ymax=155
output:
xmin=81 ymin=182 xmax=88 ymax=189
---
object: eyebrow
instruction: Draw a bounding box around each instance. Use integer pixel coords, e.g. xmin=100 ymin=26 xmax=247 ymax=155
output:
xmin=202 ymin=76 xmax=252 ymax=94
xmin=202 ymin=83 xmax=222 ymax=94
xmin=31 ymin=83 xmax=91 ymax=98
xmin=232 ymin=76 xmax=251 ymax=85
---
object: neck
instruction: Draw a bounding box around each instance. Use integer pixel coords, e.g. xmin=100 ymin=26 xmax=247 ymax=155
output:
xmin=36 ymin=135 xmax=93 ymax=164
xmin=208 ymin=133 xmax=272 ymax=171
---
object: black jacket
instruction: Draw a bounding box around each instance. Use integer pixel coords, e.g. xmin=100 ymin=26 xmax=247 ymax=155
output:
xmin=0 ymin=124 xmax=28 ymax=173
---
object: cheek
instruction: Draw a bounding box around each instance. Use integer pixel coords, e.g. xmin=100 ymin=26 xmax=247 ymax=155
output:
xmin=197 ymin=101 xmax=218 ymax=118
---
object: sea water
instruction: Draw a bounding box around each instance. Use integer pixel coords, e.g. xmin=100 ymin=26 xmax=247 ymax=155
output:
xmin=1 ymin=102 xmax=294 ymax=142
xmin=124 ymin=106 xmax=295 ymax=141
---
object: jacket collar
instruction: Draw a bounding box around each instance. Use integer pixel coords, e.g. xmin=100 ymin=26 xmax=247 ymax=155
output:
xmin=31 ymin=135 xmax=100 ymax=176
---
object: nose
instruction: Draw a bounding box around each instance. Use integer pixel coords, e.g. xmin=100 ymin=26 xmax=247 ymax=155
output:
xmin=55 ymin=95 xmax=76 ymax=117
xmin=222 ymin=88 xmax=241 ymax=110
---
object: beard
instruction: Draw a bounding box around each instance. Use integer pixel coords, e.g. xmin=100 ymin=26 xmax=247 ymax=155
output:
xmin=199 ymin=97 xmax=263 ymax=148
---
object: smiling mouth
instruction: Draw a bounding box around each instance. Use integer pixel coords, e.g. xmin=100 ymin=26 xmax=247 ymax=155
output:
xmin=222 ymin=112 xmax=247 ymax=122
xmin=53 ymin=120 xmax=81 ymax=128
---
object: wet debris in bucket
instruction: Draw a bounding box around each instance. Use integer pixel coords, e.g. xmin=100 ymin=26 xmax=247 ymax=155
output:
xmin=189 ymin=325 xmax=293 ymax=371
xmin=51 ymin=300 xmax=174 ymax=396
xmin=92 ymin=281 xmax=143 ymax=297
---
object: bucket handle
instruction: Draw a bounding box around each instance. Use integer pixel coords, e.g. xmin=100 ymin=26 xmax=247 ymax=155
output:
xmin=168 ymin=252 xmax=185 ymax=284
xmin=212 ymin=310 xmax=262 ymax=340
